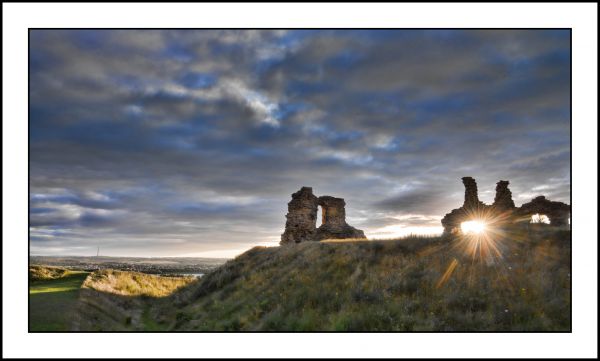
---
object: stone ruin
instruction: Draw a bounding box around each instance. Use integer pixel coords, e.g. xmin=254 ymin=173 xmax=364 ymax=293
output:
xmin=280 ymin=187 xmax=366 ymax=245
xmin=493 ymin=180 xmax=516 ymax=211
xmin=515 ymin=195 xmax=571 ymax=227
xmin=441 ymin=177 xmax=570 ymax=235
xmin=280 ymin=187 xmax=319 ymax=244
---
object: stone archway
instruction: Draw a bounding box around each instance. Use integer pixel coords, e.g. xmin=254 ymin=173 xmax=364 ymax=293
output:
xmin=315 ymin=196 xmax=365 ymax=241
xmin=517 ymin=196 xmax=570 ymax=227
xmin=280 ymin=188 xmax=366 ymax=245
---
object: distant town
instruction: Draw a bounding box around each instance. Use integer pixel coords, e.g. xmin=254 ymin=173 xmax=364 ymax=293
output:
xmin=29 ymin=256 xmax=228 ymax=276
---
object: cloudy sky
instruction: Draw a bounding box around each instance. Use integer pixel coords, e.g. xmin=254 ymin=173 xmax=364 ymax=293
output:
xmin=29 ymin=29 xmax=570 ymax=257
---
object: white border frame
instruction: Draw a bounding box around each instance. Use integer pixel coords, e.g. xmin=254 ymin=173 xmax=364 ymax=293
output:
xmin=3 ymin=3 xmax=598 ymax=358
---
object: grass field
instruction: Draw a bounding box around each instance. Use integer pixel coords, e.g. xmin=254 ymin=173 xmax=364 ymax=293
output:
xmin=29 ymin=270 xmax=89 ymax=331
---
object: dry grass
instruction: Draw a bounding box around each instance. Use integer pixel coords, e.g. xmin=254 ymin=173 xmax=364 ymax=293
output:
xmin=82 ymin=269 xmax=196 ymax=298
xmin=170 ymin=231 xmax=570 ymax=331
xmin=29 ymin=265 xmax=75 ymax=281
xmin=321 ymin=238 xmax=372 ymax=243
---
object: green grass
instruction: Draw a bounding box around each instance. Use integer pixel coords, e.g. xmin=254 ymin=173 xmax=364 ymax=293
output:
xmin=141 ymin=305 xmax=168 ymax=331
xmin=29 ymin=271 xmax=89 ymax=331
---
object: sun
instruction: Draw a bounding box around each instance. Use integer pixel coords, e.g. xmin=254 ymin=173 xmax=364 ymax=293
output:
xmin=461 ymin=220 xmax=487 ymax=234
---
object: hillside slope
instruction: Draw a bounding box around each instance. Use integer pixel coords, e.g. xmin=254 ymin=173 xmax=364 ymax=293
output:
xmin=73 ymin=230 xmax=571 ymax=331
xmin=168 ymin=231 xmax=571 ymax=331
xmin=29 ymin=265 xmax=79 ymax=281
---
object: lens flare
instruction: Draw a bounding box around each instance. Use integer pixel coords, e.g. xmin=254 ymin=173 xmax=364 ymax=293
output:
xmin=461 ymin=220 xmax=486 ymax=234
xmin=437 ymin=207 xmax=536 ymax=289
xmin=450 ymin=207 xmax=514 ymax=264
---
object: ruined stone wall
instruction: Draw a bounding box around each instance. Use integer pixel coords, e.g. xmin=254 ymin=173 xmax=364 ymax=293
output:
xmin=318 ymin=196 xmax=346 ymax=228
xmin=516 ymin=196 xmax=571 ymax=227
xmin=280 ymin=187 xmax=318 ymax=245
xmin=441 ymin=177 xmax=570 ymax=235
xmin=441 ymin=177 xmax=490 ymax=235
xmin=462 ymin=176 xmax=484 ymax=208
xmin=492 ymin=180 xmax=516 ymax=211
xmin=315 ymin=196 xmax=366 ymax=241
xmin=281 ymin=180 xmax=570 ymax=244
xmin=280 ymin=188 xmax=366 ymax=245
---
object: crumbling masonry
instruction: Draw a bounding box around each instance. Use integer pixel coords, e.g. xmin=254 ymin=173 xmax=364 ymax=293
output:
xmin=281 ymin=187 xmax=366 ymax=245
xmin=441 ymin=177 xmax=570 ymax=235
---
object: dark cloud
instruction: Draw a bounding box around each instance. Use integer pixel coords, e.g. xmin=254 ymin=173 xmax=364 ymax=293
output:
xmin=375 ymin=188 xmax=452 ymax=215
xmin=29 ymin=30 xmax=570 ymax=256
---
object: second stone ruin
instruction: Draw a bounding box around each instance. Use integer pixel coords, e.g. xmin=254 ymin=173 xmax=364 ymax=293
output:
xmin=441 ymin=177 xmax=570 ymax=235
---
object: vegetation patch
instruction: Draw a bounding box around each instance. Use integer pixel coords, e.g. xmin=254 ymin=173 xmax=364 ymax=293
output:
xmin=29 ymin=265 xmax=77 ymax=281
xmin=82 ymin=269 xmax=196 ymax=298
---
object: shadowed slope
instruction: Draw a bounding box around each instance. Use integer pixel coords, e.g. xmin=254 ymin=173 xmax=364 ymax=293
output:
xmin=73 ymin=270 xmax=197 ymax=331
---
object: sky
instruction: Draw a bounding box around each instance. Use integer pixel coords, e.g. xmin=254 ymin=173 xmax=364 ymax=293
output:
xmin=29 ymin=29 xmax=571 ymax=258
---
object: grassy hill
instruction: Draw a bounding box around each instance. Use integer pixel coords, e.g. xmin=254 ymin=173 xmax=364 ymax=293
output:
xmin=72 ymin=229 xmax=571 ymax=331
xmin=29 ymin=265 xmax=78 ymax=281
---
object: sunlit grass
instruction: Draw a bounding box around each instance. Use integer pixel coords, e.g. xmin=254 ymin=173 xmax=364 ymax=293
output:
xmin=29 ymin=268 xmax=89 ymax=331
xmin=321 ymin=237 xmax=371 ymax=243
xmin=29 ymin=264 xmax=79 ymax=281
xmin=30 ymin=277 xmax=87 ymax=294
xmin=83 ymin=269 xmax=196 ymax=298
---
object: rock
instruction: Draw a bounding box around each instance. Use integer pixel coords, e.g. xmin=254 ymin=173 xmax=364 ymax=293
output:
xmin=280 ymin=188 xmax=366 ymax=245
